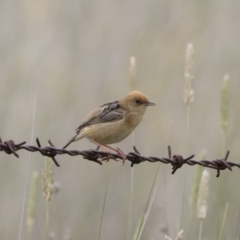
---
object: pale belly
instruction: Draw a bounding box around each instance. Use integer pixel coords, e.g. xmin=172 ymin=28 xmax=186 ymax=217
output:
xmin=82 ymin=120 xmax=137 ymax=145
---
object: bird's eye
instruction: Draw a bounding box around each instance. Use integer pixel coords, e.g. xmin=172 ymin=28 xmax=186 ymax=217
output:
xmin=135 ymin=99 xmax=141 ymax=105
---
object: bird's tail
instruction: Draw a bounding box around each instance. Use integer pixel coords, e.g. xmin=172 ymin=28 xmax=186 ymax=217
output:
xmin=63 ymin=135 xmax=77 ymax=149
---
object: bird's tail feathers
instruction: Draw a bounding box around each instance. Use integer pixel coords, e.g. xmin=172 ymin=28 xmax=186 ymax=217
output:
xmin=63 ymin=135 xmax=77 ymax=149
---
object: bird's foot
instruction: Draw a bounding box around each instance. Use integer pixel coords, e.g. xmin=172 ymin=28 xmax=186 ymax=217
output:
xmin=101 ymin=156 xmax=111 ymax=162
xmin=116 ymin=148 xmax=127 ymax=165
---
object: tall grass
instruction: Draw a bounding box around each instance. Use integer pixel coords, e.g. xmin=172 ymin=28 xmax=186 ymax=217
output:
xmin=26 ymin=171 xmax=39 ymax=239
xmin=186 ymin=149 xmax=206 ymax=239
xmin=98 ymin=161 xmax=112 ymax=240
xmin=181 ymin=43 xmax=195 ymax=228
xmin=220 ymin=74 xmax=230 ymax=154
xmin=197 ymin=169 xmax=210 ymax=240
xmin=41 ymin=157 xmax=55 ymax=240
xmin=17 ymin=84 xmax=38 ymax=240
xmin=164 ymin=229 xmax=184 ymax=240
xmin=218 ymin=75 xmax=230 ymax=240
xmin=218 ymin=203 xmax=229 ymax=240
xmin=128 ymin=56 xmax=137 ymax=240
xmin=134 ymin=165 xmax=160 ymax=240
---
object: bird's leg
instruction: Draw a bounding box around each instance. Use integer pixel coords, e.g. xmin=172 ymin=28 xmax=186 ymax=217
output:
xmin=95 ymin=145 xmax=100 ymax=151
xmin=91 ymin=139 xmax=112 ymax=162
xmin=91 ymin=139 xmax=126 ymax=165
xmin=103 ymin=145 xmax=127 ymax=165
xmin=103 ymin=145 xmax=126 ymax=164
xmin=91 ymin=139 xmax=109 ymax=152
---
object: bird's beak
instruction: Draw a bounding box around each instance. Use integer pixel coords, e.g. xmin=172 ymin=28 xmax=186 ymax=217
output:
xmin=145 ymin=101 xmax=155 ymax=106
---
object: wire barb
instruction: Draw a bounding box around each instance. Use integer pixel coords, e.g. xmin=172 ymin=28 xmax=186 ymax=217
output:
xmin=0 ymin=138 xmax=236 ymax=177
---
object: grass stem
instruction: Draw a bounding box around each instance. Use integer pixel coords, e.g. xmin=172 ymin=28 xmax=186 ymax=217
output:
xmin=218 ymin=202 xmax=229 ymax=240
xmin=45 ymin=201 xmax=50 ymax=240
xmin=98 ymin=161 xmax=112 ymax=240
xmin=198 ymin=220 xmax=203 ymax=240
xmin=17 ymin=87 xmax=37 ymax=240
xmin=127 ymin=131 xmax=135 ymax=240
xmin=135 ymin=163 xmax=160 ymax=240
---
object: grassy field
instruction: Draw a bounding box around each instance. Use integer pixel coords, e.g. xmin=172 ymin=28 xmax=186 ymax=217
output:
xmin=0 ymin=0 xmax=240 ymax=239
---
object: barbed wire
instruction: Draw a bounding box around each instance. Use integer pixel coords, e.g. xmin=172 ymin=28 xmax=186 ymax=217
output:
xmin=0 ymin=137 xmax=237 ymax=177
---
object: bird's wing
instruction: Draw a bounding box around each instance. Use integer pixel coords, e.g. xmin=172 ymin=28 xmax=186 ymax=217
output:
xmin=75 ymin=101 xmax=125 ymax=134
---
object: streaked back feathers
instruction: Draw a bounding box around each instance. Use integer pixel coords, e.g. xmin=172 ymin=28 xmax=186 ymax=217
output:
xmin=75 ymin=101 xmax=124 ymax=134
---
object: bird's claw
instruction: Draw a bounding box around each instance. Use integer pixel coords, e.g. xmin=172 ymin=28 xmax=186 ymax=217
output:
xmin=116 ymin=148 xmax=127 ymax=165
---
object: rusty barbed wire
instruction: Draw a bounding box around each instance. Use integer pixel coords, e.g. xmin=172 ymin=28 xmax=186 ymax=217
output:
xmin=0 ymin=137 xmax=237 ymax=177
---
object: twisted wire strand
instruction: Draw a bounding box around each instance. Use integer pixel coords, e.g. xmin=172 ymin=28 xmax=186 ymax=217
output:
xmin=0 ymin=138 xmax=235 ymax=177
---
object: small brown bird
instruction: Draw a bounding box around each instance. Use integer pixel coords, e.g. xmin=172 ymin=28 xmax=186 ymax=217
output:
xmin=63 ymin=91 xmax=155 ymax=162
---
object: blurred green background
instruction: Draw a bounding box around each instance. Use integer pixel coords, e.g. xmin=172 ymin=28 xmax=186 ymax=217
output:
xmin=1 ymin=0 xmax=240 ymax=239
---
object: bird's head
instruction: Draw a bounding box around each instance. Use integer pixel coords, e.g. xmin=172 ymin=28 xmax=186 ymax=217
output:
xmin=121 ymin=91 xmax=155 ymax=115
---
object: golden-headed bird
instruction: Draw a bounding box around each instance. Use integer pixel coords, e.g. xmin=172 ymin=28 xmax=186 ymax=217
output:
xmin=63 ymin=91 xmax=155 ymax=162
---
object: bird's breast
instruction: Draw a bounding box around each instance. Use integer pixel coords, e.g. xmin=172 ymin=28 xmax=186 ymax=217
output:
xmin=125 ymin=113 xmax=143 ymax=128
